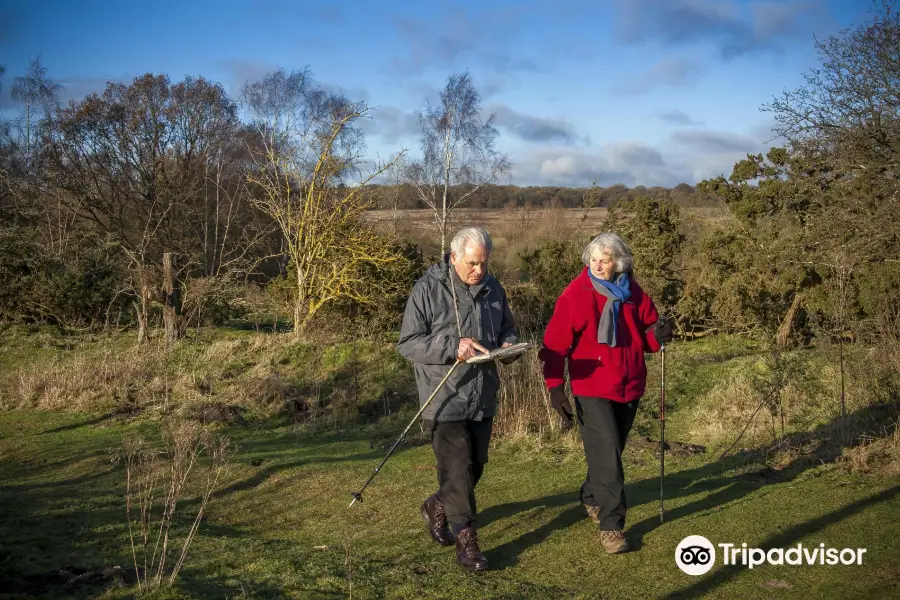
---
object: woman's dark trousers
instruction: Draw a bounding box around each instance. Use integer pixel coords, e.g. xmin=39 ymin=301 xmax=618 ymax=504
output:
xmin=575 ymin=397 xmax=640 ymax=531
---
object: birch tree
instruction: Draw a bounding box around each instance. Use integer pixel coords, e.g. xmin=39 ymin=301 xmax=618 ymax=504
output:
xmin=406 ymin=71 xmax=509 ymax=254
xmin=242 ymin=69 xmax=406 ymax=334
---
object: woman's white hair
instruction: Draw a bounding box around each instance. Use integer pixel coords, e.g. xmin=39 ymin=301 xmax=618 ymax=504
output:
xmin=582 ymin=232 xmax=634 ymax=274
xmin=450 ymin=226 xmax=493 ymax=256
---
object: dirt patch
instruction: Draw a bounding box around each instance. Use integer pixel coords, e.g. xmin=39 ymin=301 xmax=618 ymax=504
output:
xmin=735 ymin=466 xmax=780 ymax=483
xmin=0 ymin=565 xmax=139 ymax=596
xmin=631 ymin=436 xmax=707 ymax=457
xmin=191 ymin=402 xmax=248 ymax=426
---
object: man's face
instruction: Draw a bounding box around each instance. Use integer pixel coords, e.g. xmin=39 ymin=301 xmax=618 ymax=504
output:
xmin=589 ymin=247 xmax=616 ymax=281
xmin=451 ymin=243 xmax=489 ymax=285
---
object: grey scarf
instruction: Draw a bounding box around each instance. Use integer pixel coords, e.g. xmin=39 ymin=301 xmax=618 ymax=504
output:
xmin=591 ymin=282 xmax=619 ymax=347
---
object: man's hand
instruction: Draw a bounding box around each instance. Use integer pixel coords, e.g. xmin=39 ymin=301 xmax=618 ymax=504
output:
xmin=499 ymin=341 xmax=521 ymax=364
xmin=652 ymin=317 xmax=674 ymax=345
xmin=457 ymin=337 xmax=489 ymax=361
xmin=549 ymin=385 xmax=573 ymax=430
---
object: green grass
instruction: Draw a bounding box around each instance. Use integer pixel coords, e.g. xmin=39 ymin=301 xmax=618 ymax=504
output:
xmin=1 ymin=328 xmax=897 ymax=598
xmin=1 ymin=409 xmax=898 ymax=599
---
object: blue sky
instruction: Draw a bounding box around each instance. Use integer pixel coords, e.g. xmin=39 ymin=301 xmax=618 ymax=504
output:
xmin=0 ymin=0 xmax=870 ymax=187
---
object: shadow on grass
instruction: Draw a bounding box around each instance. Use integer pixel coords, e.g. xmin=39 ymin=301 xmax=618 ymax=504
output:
xmin=0 ymin=466 xmax=118 ymax=491
xmin=482 ymin=400 xmax=899 ymax=570
xmin=0 ymin=418 xmax=385 ymax=599
xmin=40 ymin=413 xmax=115 ymax=434
xmin=484 ymin=498 xmax=586 ymax=569
xmin=176 ymin=566 xmax=306 ymax=599
xmin=218 ymin=452 xmax=376 ymax=497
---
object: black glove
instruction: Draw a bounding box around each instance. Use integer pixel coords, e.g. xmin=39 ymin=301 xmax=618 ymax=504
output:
xmin=653 ymin=318 xmax=674 ymax=345
xmin=549 ymin=385 xmax=573 ymax=429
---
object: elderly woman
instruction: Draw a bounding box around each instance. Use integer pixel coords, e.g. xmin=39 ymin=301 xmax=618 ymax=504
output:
xmin=539 ymin=232 xmax=672 ymax=554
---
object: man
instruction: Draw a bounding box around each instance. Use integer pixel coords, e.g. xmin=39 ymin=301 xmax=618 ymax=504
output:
xmin=397 ymin=226 xmax=519 ymax=572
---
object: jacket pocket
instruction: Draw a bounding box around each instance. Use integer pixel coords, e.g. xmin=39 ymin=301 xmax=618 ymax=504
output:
xmin=480 ymin=298 xmax=503 ymax=344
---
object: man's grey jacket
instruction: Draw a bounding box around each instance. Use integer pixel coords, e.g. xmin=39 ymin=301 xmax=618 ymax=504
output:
xmin=397 ymin=257 xmax=519 ymax=422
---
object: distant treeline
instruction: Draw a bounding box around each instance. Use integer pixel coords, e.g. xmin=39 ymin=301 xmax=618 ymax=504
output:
xmin=365 ymin=182 xmax=712 ymax=211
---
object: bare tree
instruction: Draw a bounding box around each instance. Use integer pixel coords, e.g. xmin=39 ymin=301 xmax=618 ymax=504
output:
xmin=46 ymin=74 xmax=258 ymax=343
xmin=763 ymin=0 xmax=900 ymax=174
xmin=242 ymin=69 xmax=407 ymax=334
xmin=10 ymin=57 xmax=60 ymax=177
xmin=406 ymin=71 xmax=509 ymax=254
xmin=382 ymin=155 xmax=410 ymax=236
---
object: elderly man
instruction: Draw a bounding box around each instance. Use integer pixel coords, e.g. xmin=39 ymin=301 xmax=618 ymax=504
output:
xmin=397 ymin=226 xmax=519 ymax=572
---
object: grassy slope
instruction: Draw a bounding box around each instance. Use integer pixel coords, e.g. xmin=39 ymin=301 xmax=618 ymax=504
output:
xmin=1 ymin=327 xmax=897 ymax=599
xmin=1 ymin=409 xmax=898 ymax=600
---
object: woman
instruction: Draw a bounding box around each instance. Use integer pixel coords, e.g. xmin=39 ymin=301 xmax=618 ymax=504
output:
xmin=539 ymin=232 xmax=672 ymax=554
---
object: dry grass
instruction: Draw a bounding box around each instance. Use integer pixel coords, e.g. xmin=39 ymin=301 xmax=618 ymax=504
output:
xmin=3 ymin=322 xmax=897 ymax=480
xmin=840 ymin=419 xmax=900 ymax=476
xmin=366 ymin=205 xmax=731 ymax=267
xmin=689 ymin=356 xmax=840 ymax=451
xmin=10 ymin=344 xmax=164 ymax=412
xmin=1 ymin=329 xmax=414 ymax=427
xmin=493 ymin=348 xmax=557 ymax=440
xmin=122 ymin=419 xmax=234 ymax=594
xmin=366 ymin=206 xmax=607 ymax=264
xmin=365 ymin=207 xmax=610 ymax=232
xmin=688 ymin=341 xmax=900 ymax=468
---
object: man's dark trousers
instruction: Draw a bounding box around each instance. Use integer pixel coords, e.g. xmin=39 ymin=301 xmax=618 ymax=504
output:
xmin=429 ymin=417 xmax=493 ymax=531
xmin=575 ymin=397 xmax=640 ymax=531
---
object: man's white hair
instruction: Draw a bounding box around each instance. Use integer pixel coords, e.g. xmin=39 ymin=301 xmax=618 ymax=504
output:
xmin=451 ymin=227 xmax=493 ymax=256
xmin=582 ymin=232 xmax=634 ymax=274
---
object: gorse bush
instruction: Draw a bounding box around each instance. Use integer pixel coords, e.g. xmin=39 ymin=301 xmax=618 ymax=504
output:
xmin=514 ymin=239 xmax=582 ymax=333
xmin=0 ymin=229 xmax=132 ymax=327
xmin=603 ymin=195 xmax=684 ymax=312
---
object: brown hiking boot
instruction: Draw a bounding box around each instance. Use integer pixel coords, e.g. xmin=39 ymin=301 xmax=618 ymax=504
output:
xmin=600 ymin=530 xmax=629 ymax=554
xmin=455 ymin=527 xmax=488 ymax=571
xmin=420 ymin=493 xmax=453 ymax=546
xmin=584 ymin=503 xmax=601 ymax=525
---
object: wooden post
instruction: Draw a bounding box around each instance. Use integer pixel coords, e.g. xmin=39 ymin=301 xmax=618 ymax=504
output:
xmin=776 ymin=293 xmax=802 ymax=348
xmin=163 ymin=252 xmax=182 ymax=346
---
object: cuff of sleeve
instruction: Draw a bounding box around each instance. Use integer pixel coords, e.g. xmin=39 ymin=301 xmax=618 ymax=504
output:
xmin=446 ymin=335 xmax=461 ymax=362
xmin=545 ymin=377 xmax=565 ymax=389
xmin=646 ymin=329 xmax=663 ymax=353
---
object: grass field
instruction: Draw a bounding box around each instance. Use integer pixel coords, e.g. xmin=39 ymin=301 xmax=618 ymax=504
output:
xmin=1 ymin=324 xmax=898 ymax=599
xmin=364 ymin=206 xmax=733 ymax=231
xmin=365 ymin=207 xmax=609 ymax=230
xmin=2 ymin=402 xmax=898 ymax=598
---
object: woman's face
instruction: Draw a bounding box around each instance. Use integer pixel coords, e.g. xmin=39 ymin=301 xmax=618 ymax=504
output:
xmin=589 ymin=246 xmax=616 ymax=281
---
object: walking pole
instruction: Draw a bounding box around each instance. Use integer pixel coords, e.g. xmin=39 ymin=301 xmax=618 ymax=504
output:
xmin=659 ymin=343 xmax=666 ymax=524
xmin=349 ymin=360 xmax=462 ymax=508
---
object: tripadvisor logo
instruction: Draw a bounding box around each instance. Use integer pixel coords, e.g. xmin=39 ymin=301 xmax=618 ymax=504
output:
xmin=676 ymin=535 xmax=716 ymax=575
xmin=676 ymin=535 xmax=868 ymax=576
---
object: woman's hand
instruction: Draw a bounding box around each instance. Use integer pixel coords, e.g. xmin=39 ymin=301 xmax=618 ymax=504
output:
xmin=549 ymin=385 xmax=574 ymax=430
xmin=653 ymin=318 xmax=674 ymax=344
